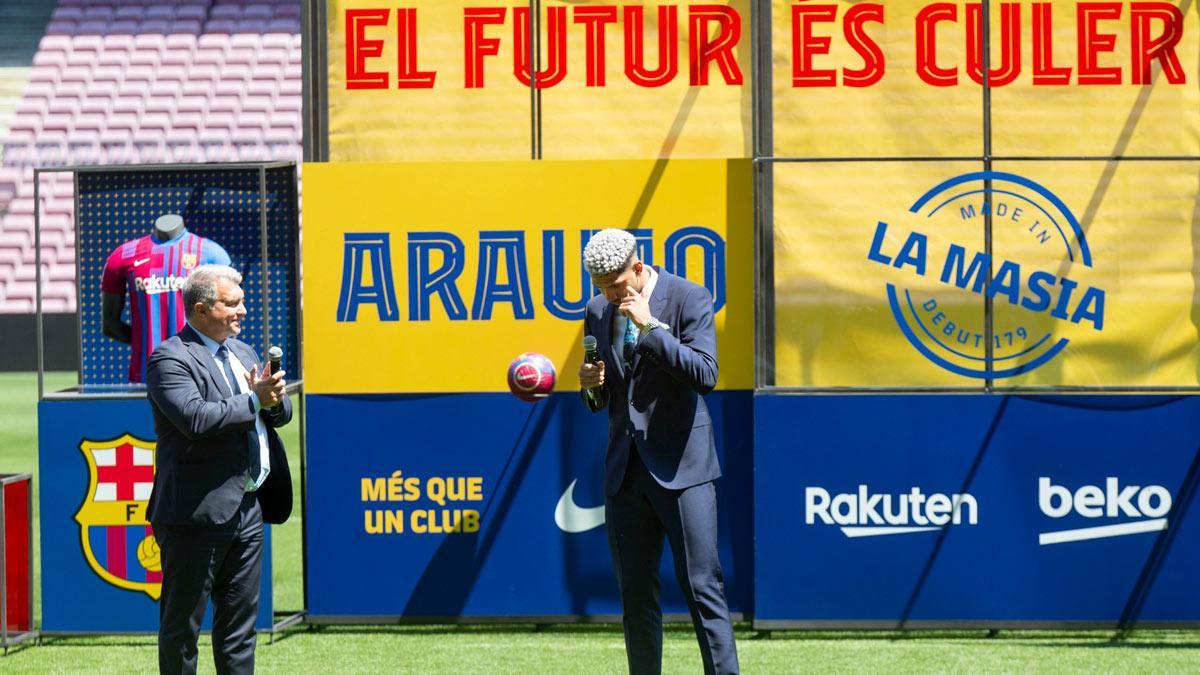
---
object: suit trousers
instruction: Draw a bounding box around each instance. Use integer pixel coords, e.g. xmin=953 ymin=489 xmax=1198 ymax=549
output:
xmin=156 ymin=492 xmax=264 ymax=675
xmin=605 ymin=447 xmax=739 ymax=675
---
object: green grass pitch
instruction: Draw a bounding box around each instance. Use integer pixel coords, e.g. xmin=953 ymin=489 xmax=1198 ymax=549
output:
xmin=1 ymin=372 xmax=1197 ymax=672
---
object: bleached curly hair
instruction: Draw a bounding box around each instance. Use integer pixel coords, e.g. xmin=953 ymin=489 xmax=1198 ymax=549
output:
xmin=582 ymin=228 xmax=636 ymax=277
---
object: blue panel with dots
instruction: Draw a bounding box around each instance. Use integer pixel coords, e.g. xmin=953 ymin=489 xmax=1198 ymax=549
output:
xmin=77 ymin=166 xmax=300 ymax=387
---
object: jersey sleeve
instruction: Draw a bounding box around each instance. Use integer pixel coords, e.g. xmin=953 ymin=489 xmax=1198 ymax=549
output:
xmin=200 ymin=237 xmax=232 ymax=266
xmin=100 ymin=246 xmax=128 ymax=294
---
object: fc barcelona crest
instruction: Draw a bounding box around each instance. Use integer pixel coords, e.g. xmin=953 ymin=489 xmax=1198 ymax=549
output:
xmin=74 ymin=433 xmax=162 ymax=600
xmin=181 ymin=253 xmax=198 ymax=269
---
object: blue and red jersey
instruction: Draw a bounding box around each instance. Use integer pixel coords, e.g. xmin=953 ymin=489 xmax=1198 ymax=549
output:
xmin=102 ymin=232 xmax=231 ymax=383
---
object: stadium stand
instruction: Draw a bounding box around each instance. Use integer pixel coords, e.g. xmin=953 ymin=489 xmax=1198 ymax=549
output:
xmin=0 ymin=0 xmax=303 ymax=314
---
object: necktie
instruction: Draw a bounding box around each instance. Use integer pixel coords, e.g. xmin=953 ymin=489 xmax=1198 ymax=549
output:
xmin=623 ymin=316 xmax=638 ymax=371
xmin=217 ymin=345 xmax=262 ymax=483
xmin=216 ymin=345 xmax=239 ymax=397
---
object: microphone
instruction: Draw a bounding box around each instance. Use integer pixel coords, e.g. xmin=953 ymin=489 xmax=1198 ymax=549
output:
xmin=582 ymin=335 xmax=608 ymax=406
xmin=582 ymin=335 xmax=599 ymax=361
xmin=268 ymin=346 xmax=283 ymax=374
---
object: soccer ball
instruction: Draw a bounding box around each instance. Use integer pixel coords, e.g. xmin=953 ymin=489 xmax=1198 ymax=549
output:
xmin=137 ymin=534 xmax=162 ymax=572
xmin=507 ymin=352 xmax=556 ymax=402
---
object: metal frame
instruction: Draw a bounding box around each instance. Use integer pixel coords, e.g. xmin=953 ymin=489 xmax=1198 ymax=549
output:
xmin=32 ymin=162 xmax=308 ymax=636
xmin=34 ymin=161 xmax=296 ymax=402
xmin=753 ymin=0 xmax=1200 ymax=394
xmin=0 ymin=474 xmax=37 ymax=654
xmin=302 ymin=0 xmax=328 ymax=162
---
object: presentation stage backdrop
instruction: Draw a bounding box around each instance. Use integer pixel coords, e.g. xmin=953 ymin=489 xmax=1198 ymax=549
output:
xmin=301 ymin=158 xmax=755 ymax=620
xmin=307 ymin=0 xmax=1200 ymax=626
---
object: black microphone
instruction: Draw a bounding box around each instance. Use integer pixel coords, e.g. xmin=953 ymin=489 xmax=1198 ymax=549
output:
xmin=582 ymin=335 xmax=601 ymax=368
xmin=582 ymin=335 xmax=608 ymax=406
xmin=268 ymin=346 xmax=283 ymax=374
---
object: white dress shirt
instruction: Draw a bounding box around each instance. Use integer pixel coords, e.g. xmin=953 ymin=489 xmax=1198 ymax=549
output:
xmin=188 ymin=323 xmax=271 ymax=491
xmin=612 ymin=265 xmax=660 ymax=348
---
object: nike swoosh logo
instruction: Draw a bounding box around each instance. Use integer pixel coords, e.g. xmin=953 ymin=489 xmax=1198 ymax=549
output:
xmin=554 ymin=479 xmax=605 ymax=533
xmin=134 ymin=257 xmax=151 ymax=266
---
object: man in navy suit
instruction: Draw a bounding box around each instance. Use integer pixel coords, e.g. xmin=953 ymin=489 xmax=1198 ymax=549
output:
xmin=146 ymin=265 xmax=292 ymax=675
xmin=578 ymin=229 xmax=739 ymax=675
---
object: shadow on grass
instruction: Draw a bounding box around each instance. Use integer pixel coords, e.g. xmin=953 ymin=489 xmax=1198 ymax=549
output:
xmin=758 ymin=630 xmax=1200 ymax=647
xmin=37 ymin=636 xmax=157 ymax=648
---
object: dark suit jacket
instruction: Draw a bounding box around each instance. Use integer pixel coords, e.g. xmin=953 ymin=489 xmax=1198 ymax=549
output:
xmin=146 ymin=324 xmax=293 ymax=526
xmin=583 ymin=268 xmax=721 ymax=496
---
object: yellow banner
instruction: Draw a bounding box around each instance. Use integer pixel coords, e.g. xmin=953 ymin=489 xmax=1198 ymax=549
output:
xmin=328 ymin=0 xmax=530 ymax=161
xmin=990 ymin=1 xmax=1200 ymax=156
xmin=328 ymin=0 xmax=751 ymax=161
xmin=540 ymin=0 xmax=751 ymax=159
xmin=771 ymin=0 xmax=983 ymax=158
xmin=302 ymin=159 xmax=753 ymax=393
xmin=771 ymin=0 xmax=1200 ymax=158
xmin=773 ymin=160 xmax=1200 ymax=387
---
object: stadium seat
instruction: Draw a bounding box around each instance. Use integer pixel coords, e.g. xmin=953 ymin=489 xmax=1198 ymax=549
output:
xmin=176 ymin=6 xmax=208 ymax=22
xmin=100 ymin=132 xmax=133 ymax=164
xmin=194 ymin=49 xmax=224 ymax=68
xmin=106 ymin=112 xmax=138 ymax=133
xmin=42 ymin=114 xmax=72 ymax=133
xmin=139 ymin=20 xmax=171 ymax=35
xmin=241 ymin=95 xmax=272 ymax=115
xmin=52 ymin=7 xmax=85 ymax=22
xmin=245 ymin=6 xmax=274 ymax=21
xmin=238 ymin=112 xmax=269 ymax=133
xmin=165 ymin=131 xmax=199 ymax=163
xmin=206 ymin=20 xmax=238 ymax=35
xmin=0 ymin=3 xmax=305 ymax=310
xmin=164 ymin=33 xmax=197 ymax=52
xmin=145 ymin=97 xmax=176 ymax=116
xmin=77 ymin=21 xmax=111 ymax=36
xmin=39 ymin=35 xmax=72 ymax=53
xmin=139 ymin=113 xmax=171 ymax=134
xmin=8 ymin=114 xmax=41 ymax=136
xmin=146 ymin=5 xmax=175 ymax=20
xmin=102 ymin=34 xmax=135 ymax=54
xmin=215 ymin=79 xmax=246 ymax=98
xmin=110 ymin=21 xmax=140 ymax=35
xmin=268 ymin=18 xmax=300 ymax=34
xmin=115 ymin=6 xmax=146 ymax=22
xmin=28 ymin=67 xmax=58 ymax=88
xmin=160 ymin=50 xmax=191 ymax=68
xmin=73 ymin=35 xmax=105 ymax=54
xmin=203 ymin=111 xmax=236 ymax=132
xmin=83 ymin=6 xmax=116 ymax=23
xmin=74 ymin=114 xmax=105 ymax=134
xmin=132 ymin=134 xmax=164 ymax=163
xmin=176 ymin=95 xmax=207 ymax=115
xmin=44 ymin=21 xmax=77 ymax=37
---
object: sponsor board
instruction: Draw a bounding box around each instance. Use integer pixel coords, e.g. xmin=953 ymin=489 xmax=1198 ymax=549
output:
xmin=1038 ymin=477 xmax=1172 ymax=545
xmin=304 ymin=391 xmax=754 ymax=619
xmin=755 ymin=394 xmax=1200 ymax=623
xmin=805 ymin=485 xmax=979 ymax=538
xmin=302 ymin=159 xmax=753 ymax=394
xmin=39 ymin=399 xmax=275 ymax=632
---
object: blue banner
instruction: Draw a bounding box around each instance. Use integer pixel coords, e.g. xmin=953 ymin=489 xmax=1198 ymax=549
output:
xmin=39 ymin=398 xmax=274 ymax=632
xmin=304 ymin=391 xmax=753 ymax=619
xmin=754 ymin=394 xmax=1200 ymax=626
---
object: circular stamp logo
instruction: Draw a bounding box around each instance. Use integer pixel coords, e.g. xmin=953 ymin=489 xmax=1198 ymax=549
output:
xmin=867 ymin=171 xmax=1106 ymax=379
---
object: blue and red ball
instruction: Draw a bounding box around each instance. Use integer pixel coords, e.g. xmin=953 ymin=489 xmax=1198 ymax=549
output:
xmin=507 ymin=352 xmax=556 ymax=402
